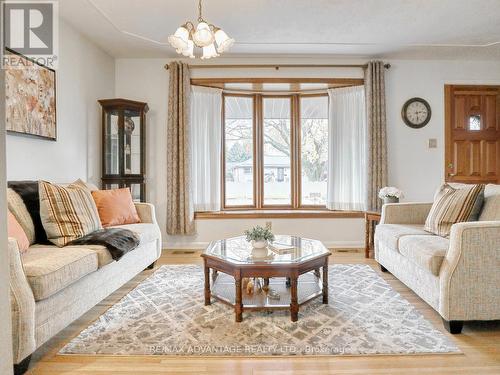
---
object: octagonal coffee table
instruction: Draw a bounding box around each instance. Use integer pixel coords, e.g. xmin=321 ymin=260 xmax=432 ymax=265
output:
xmin=201 ymin=235 xmax=331 ymax=322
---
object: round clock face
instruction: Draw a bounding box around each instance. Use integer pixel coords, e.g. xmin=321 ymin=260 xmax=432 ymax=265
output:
xmin=402 ymin=98 xmax=431 ymax=128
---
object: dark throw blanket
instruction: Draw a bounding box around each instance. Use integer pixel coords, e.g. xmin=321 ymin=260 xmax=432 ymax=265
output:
xmin=68 ymin=228 xmax=140 ymax=261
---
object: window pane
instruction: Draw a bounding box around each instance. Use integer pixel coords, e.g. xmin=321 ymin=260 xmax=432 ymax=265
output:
xmin=224 ymin=96 xmax=254 ymax=206
xmin=301 ymin=96 xmax=328 ymax=205
xmin=263 ymin=97 xmax=291 ymax=205
xmin=469 ymin=114 xmax=481 ymax=131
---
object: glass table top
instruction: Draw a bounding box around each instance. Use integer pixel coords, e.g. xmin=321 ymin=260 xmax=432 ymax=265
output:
xmin=203 ymin=235 xmax=330 ymax=264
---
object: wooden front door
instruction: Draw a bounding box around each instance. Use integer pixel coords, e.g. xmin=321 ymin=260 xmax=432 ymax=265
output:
xmin=445 ymin=85 xmax=500 ymax=184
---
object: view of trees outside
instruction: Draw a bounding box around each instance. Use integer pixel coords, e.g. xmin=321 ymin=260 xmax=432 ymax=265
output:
xmin=224 ymin=96 xmax=254 ymax=206
xmin=224 ymin=95 xmax=329 ymax=206
xmin=301 ymin=96 xmax=328 ymax=205
xmin=263 ymin=97 xmax=291 ymax=205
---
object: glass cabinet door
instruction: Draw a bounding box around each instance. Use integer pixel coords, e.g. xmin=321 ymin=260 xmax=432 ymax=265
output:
xmin=100 ymin=99 xmax=148 ymax=202
xmin=123 ymin=109 xmax=142 ymax=175
xmin=104 ymin=109 xmax=120 ymax=175
xmin=124 ymin=183 xmax=144 ymax=202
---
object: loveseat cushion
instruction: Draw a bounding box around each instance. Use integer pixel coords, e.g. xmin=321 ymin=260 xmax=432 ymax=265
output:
xmin=479 ymin=184 xmax=500 ymax=221
xmin=22 ymin=246 xmax=98 ymax=301
xmin=399 ymin=235 xmax=449 ymax=276
xmin=108 ymin=223 xmax=161 ymax=245
xmin=375 ymin=224 xmax=429 ymax=251
xmin=425 ymin=183 xmax=484 ymax=238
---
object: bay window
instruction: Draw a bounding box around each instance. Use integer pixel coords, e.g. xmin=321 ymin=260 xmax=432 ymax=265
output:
xmin=222 ymin=93 xmax=329 ymax=210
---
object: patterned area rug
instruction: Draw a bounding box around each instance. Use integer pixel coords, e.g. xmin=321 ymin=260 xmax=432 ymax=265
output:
xmin=60 ymin=264 xmax=459 ymax=356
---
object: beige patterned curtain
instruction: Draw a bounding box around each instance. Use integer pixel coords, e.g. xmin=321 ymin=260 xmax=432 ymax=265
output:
xmin=166 ymin=61 xmax=195 ymax=235
xmin=365 ymin=61 xmax=388 ymax=212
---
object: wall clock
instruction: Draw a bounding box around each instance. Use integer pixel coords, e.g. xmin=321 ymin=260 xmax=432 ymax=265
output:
xmin=401 ymin=97 xmax=432 ymax=128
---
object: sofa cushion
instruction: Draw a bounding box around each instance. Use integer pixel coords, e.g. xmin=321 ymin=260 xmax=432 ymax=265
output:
xmin=8 ymin=181 xmax=49 ymax=244
xmin=39 ymin=180 xmax=102 ymax=247
xmin=7 ymin=211 xmax=30 ymax=253
xmin=399 ymin=235 xmax=449 ymax=276
xmin=7 ymin=188 xmax=36 ymax=244
xmin=375 ymin=224 xmax=429 ymax=251
xmin=22 ymin=246 xmax=98 ymax=301
xmin=30 ymin=244 xmax=114 ymax=269
xmin=91 ymin=188 xmax=141 ymax=227
xmin=479 ymin=184 xmax=500 ymax=221
xmin=108 ymin=223 xmax=161 ymax=245
xmin=68 ymin=245 xmax=114 ymax=268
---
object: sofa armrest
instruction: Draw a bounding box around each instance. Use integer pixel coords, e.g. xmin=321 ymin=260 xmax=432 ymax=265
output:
xmin=135 ymin=203 xmax=158 ymax=225
xmin=380 ymin=202 xmax=433 ymax=225
xmin=8 ymin=238 xmax=36 ymax=364
xmin=439 ymin=221 xmax=500 ymax=321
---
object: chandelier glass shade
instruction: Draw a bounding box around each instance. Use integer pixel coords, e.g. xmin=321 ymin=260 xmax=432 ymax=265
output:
xmin=167 ymin=0 xmax=234 ymax=59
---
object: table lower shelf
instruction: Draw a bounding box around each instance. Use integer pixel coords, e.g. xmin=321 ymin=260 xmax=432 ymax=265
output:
xmin=211 ymin=272 xmax=323 ymax=309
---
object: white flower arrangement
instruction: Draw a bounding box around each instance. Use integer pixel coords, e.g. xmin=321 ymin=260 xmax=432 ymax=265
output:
xmin=378 ymin=186 xmax=404 ymax=199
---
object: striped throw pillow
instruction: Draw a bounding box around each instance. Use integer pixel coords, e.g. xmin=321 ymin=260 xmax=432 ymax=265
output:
xmin=39 ymin=181 xmax=102 ymax=247
xmin=424 ymin=183 xmax=485 ymax=238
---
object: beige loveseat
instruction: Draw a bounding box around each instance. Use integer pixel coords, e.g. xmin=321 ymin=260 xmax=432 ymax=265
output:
xmin=9 ymin=202 xmax=162 ymax=373
xmin=375 ymin=184 xmax=500 ymax=334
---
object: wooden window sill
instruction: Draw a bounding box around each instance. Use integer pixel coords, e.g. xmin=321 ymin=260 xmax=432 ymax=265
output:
xmin=194 ymin=210 xmax=364 ymax=219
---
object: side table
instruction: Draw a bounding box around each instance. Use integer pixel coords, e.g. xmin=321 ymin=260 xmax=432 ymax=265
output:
xmin=364 ymin=211 xmax=381 ymax=258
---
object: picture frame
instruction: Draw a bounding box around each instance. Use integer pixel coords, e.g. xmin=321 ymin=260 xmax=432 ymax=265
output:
xmin=4 ymin=47 xmax=57 ymax=140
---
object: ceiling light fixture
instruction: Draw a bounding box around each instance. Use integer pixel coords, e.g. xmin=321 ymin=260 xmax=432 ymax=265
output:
xmin=168 ymin=0 xmax=235 ymax=59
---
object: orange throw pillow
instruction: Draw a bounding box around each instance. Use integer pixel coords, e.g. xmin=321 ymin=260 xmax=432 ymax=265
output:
xmin=91 ymin=188 xmax=141 ymax=227
xmin=7 ymin=211 xmax=30 ymax=253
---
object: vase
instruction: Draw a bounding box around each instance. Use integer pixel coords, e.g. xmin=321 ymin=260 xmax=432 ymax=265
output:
xmin=251 ymin=247 xmax=268 ymax=258
xmin=251 ymin=240 xmax=268 ymax=249
xmin=383 ymin=196 xmax=399 ymax=204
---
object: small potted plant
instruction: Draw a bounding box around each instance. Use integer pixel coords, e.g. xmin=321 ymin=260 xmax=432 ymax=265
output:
xmin=244 ymin=225 xmax=275 ymax=249
xmin=379 ymin=186 xmax=404 ymax=204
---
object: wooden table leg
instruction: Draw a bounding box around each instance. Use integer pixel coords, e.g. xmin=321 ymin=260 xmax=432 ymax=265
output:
xmin=322 ymin=261 xmax=329 ymax=304
xmin=290 ymin=275 xmax=299 ymax=322
xmin=235 ymin=271 xmax=243 ymax=323
xmin=364 ymin=213 xmax=370 ymax=258
xmin=212 ymin=269 xmax=219 ymax=283
xmin=203 ymin=260 xmax=211 ymax=306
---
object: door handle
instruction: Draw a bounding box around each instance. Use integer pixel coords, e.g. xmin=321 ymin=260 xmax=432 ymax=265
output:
xmin=448 ymin=173 xmax=456 ymax=177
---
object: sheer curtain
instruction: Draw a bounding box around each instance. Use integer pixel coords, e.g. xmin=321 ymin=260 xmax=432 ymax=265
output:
xmin=189 ymin=85 xmax=222 ymax=212
xmin=327 ymin=86 xmax=367 ymax=211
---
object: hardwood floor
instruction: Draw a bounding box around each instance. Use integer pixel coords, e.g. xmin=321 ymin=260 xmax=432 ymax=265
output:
xmin=28 ymin=250 xmax=500 ymax=375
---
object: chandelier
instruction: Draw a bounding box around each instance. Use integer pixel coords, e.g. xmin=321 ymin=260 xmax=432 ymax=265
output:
xmin=168 ymin=0 xmax=235 ymax=59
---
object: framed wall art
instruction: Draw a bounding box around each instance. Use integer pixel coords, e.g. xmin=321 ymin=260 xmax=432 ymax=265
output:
xmin=5 ymin=47 xmax=57 ymax=140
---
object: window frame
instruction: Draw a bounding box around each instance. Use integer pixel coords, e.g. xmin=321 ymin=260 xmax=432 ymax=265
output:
xmin=222 ymin=92 xmax=329 ymax=211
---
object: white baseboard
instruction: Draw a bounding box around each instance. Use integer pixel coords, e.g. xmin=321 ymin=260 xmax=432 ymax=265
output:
xmin=163 ymin=240 xmax=364 ymax=251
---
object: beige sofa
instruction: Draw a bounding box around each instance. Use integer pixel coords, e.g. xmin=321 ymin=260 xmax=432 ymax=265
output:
xmin=374 ymin=183 xmax=500 ymax=334
xmin=9 ymin=202 xmax=162 ymax=373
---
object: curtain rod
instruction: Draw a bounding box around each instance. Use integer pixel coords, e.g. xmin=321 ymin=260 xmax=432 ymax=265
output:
xmin=163 ymin=63 xmax=391 ymax=70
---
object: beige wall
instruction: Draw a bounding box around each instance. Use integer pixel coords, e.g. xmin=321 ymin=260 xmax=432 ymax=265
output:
xmin=0 ymin=66 xmax=14 ymax=374
xmin=115 ymin=57 xmax=367 ymax=249
xmin=115 ymin=57 xmax=500 ymax=249
xmin=6 ymin=19 xmax=115 ymax=186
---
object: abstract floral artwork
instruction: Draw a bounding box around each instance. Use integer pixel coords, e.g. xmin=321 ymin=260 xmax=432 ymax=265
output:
xmin=5 ymin=49 xmax=56 ymax=140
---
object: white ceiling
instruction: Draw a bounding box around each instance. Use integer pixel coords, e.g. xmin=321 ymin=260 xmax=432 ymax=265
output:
xmin=59 ymin=0 xmax=500 ymax=59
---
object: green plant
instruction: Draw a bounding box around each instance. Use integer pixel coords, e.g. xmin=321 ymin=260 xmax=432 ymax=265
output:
xmin=244 ymin=225 xmax=275 ymax=242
